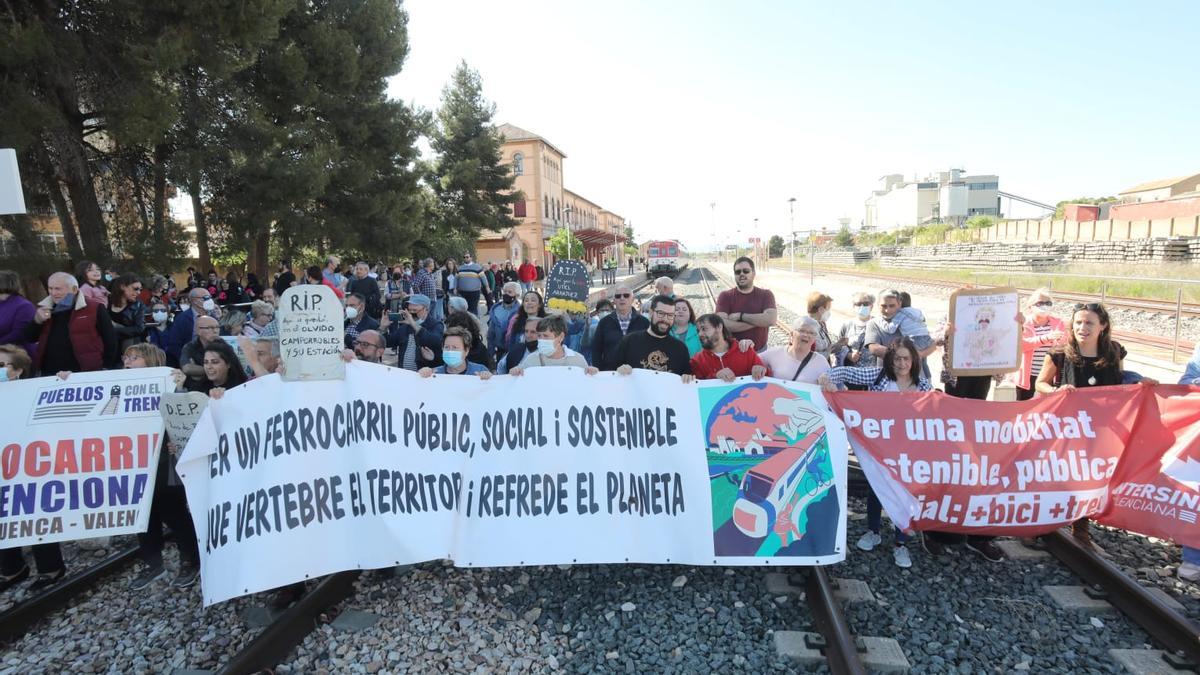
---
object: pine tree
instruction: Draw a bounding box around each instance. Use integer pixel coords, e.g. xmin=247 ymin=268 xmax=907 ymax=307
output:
xmin=428 ymin=61 xmax=518 ymax=253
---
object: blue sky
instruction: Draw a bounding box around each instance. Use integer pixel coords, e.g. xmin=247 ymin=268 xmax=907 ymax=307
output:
xmin=388 ymin=1 xmax=1200 ymax=250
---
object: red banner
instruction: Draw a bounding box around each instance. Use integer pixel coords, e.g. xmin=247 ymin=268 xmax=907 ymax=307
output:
xmin=826 ymin=385 xmax=1200 ymax=547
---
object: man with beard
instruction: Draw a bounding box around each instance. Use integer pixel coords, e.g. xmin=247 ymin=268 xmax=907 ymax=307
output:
xmin=613 ymin=295 xmax=692 ymax=376
xmin=689 ymin=314 xmax=767 ymax=381
xmin=715 ymin=256 xmax=777 ymax=351
xmin=381 ymin=293 xmax=442 ymax=371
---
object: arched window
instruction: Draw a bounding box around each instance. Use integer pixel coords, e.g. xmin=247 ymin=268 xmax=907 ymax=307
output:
xmin=512 ymin=152 xmax=524 ymax=176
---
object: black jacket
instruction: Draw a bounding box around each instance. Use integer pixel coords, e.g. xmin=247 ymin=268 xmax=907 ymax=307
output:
xmin=591 ymin=312 xmax=650 ymax=370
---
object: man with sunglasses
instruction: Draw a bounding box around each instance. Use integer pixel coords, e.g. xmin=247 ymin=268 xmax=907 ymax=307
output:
xmin=715 ymin=257 xmax=777 ymax=351
xmin=591 ymin=283 xmax=650 ymax=370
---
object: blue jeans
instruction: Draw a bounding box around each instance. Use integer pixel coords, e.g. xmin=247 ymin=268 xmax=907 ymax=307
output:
xmin=1184 ymin=546 xmax=1200 ymax=565
xmin=866 ymin=488 xmax=909 ymax=543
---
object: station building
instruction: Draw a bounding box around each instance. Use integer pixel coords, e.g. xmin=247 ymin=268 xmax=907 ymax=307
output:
xmin=475 ymin=123 xmax=627 ymax=270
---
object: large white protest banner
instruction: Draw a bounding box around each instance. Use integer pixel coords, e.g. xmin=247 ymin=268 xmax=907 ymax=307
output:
xmin=178 ymin=365 xmax=848 ymax=605
xmin=0 ymin=368 xmax=173 ymax=548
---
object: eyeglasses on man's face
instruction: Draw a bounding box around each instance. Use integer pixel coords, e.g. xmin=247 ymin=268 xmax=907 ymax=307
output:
xmin=614 ymin=293 xmax=631 ymax=299
xmin=653 ymin=309 xmax=676 ymax=319
xmin=733 ymin=268 xmax=752 ymax=276
xmin=1033 ymin=300 xmax=1053 ymax=308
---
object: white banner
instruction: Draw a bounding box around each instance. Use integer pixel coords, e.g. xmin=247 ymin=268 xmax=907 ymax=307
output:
xmin=0 ymin=368 xmax=173 ymax=548
xmin=178 ymin=364 xmax=848 ymax=605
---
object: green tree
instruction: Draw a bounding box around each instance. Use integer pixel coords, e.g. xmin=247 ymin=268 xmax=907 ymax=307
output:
xmin=426 ymin=61 xmax=517 ymax=257
xmin=965 ymin=215 xmax=995 ymax=229
xmin=768 ymin=234 xmax=784 ymax=257
xmin=204 ymin=0 xmax=424 ymax=278
xmin=624 ymin=224 xmax=637 ymax=248
xmin=548 ymin=228 xmax=583 ymax=260
xmin=1054 ymin=197 xmax=1116 ymax=219
xmin=834 ymin=225 xmax=855 ymax=247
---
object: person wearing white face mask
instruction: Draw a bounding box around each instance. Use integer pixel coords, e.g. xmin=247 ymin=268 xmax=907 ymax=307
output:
xmin=836 ymin=291 xmax=876 ymax=369
xmin=1015 ymin=288 xmax=1067 ymax=400
xmin=164 ymin=286 xmax=219 ymax=366
xmin=419 ymin=327 xmax=491 ymax=378
xmin=806 ymin=291 xmax=844 ymax=361
xmin=343 ymin=293 xmax=379 ymax=349
xmin=509 ymin=314 xmax=597 ymax=375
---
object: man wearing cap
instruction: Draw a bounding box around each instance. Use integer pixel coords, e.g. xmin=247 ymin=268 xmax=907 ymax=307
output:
xmin=381 ymin=293 xmax=443 ymax=371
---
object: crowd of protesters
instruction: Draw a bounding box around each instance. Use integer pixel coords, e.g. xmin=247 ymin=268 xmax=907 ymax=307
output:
xmin=0 ymin=250 xmax=1194 ymax=602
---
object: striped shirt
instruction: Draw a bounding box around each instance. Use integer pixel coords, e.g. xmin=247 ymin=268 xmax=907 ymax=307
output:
xmin=1030 ymin=323 xmax=1056 ymax=379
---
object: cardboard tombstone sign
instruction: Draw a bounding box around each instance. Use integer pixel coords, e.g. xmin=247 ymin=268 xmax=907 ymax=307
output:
xmin=277 ymin=284 xmax=346 ymax=381
xmin=546 ymin=260 xmax=590 ymax=313
xmin=161 ymin=391 xmax=210 ymax=455
xmin=0 ymin=149 xmax=27 ymax=215
xmin=947 ymin=287 xmax=1021 ymax=376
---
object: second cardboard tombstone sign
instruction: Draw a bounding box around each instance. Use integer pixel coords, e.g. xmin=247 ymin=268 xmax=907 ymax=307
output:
xmin=278 ymin=284 xmax=346 ymax=381
xmin=546 ymin=260 xmax=590 ymax=313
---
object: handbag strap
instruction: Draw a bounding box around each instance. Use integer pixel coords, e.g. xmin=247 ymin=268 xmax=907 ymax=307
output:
xmin=791 ymin=351 xmax=816 ymax=381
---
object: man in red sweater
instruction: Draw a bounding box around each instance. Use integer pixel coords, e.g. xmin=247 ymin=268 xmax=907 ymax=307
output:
xmin=689 ymin=314 xmax=767 ymax=381
xmin=517 ymin=259 xmax=537 ymax=293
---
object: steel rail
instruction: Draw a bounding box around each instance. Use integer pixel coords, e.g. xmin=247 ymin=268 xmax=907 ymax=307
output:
xmin=0 ymin=544 xmax=140 ymax=643
xmin=216 ymin=571 xmax=361 ymax=675
xmin=703 ymin=262 xmax=866 ymax=674
xmin=1041 ymin=530 xmax=1200 ymax=666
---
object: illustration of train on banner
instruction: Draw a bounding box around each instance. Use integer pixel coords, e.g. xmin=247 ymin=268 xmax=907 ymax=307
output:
xmin=699 ymin=381 xmax=842 ymax=558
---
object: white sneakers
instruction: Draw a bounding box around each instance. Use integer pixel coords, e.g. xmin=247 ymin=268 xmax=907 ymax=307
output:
xmin=1180 ymin=562 xmax=1200 ymax=582
xmin=857 ymin=531 xmax=911 ymax=568
xmin=856 ymin=531 xmax=882 ymax=551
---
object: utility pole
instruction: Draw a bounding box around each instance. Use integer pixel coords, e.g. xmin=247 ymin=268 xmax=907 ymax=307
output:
xmin=788 ymin=197 xmax=796 ymax=272
xmin=564 ymin=205 xmax=573 ymax=260
xmin=710 ymin=202 xmax=717 ymax=261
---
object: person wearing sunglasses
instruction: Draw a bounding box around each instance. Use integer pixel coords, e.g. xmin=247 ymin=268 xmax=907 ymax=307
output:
xmin=715 ymin=257 xmax=777 ymax=352
xmin=591 ymin=284 xmax=649 ymax=370
xmin=1014 ymin=288 xmax=1066 ymax=401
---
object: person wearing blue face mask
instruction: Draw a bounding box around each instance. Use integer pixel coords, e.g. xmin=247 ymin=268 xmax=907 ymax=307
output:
xmin=509 ymin=313 xmax=597 ymax=376
xmin=418 ymin=327 xmax=491 ymax=378
xmin=24 ymin=271 xmax=118 ymax=375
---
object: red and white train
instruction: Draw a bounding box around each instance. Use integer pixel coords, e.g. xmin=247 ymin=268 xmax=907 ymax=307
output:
xmin=638 ymin=239 xmax=688 ymax=278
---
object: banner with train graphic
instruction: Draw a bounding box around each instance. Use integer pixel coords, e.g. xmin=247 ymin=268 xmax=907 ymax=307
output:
xmin=0 ymin=368 xmax=173 ymax=548
xmin=177 ymin=366 xmax=849 ymax=604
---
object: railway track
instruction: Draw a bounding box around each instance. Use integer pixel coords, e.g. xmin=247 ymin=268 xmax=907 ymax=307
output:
xmin=0 ymin=543 xmax=139 ymax=644
xmin=700 ymin=260 xmax=1200 ymax=670
xmin=689 ymin=264 xmax=867 ymax=673
xmin=784 ymin=263 xmax=1197 ymax=354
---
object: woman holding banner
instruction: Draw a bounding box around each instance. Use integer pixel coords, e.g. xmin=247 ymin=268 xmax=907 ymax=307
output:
xmin=1015 ymin=288 xmax=1067 ymax=401
xmin=1035 ymin=302 xmax=1127 ymax=548
xmin=0 ymin=344 xmax=69 ymax=592
xmin=820 ymin=337 xmax=931 ymax=569
xmin=124 ymin=344 xmax=201 ymax=590
xmin=186 ymin=340 xmax=248 ymax=396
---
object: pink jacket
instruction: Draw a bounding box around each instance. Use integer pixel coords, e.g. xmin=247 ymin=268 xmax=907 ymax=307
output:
xmin=1016 ymin=316 xmax=1067 ymax=390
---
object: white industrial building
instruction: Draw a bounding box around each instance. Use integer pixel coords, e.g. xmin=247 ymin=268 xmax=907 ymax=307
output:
xmin=864 ymin=169 xmax=1000 ymax=231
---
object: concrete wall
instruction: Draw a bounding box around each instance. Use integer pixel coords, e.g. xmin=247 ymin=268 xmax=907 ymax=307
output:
xmin=981 ymin=215 xmax=1200 ymax=242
